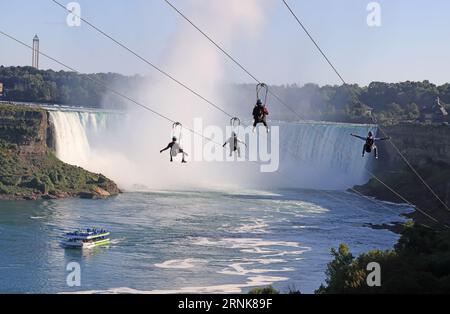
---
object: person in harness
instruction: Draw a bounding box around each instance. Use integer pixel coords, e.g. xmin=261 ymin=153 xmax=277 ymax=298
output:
xmin=252 ymin=99 xmax=269 ymax=133
xmin=223 ymin=132 xmax=247 ymax=157
xmin=350 ymin=131 xmax=390 ymax=159
xmin=160 ymin=136 xmax=188 ymax=163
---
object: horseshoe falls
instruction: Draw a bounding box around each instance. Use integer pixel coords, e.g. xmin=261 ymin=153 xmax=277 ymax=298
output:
xmin=3 ymin=110 xmax=409 ymax=295
xmin=48 ymin=110 xmax=376 ymax=190
xmin=278 ymin=121 xmax=377 ymax=189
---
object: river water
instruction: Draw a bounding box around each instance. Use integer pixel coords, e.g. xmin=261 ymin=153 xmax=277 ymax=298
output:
xmin=0 ymin=189 xmax=411 ymax=293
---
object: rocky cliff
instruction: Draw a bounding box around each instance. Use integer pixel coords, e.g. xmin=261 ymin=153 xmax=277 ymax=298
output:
xmin=0 ymin=103 xmax=55 ymax=154
xmin=375 ymin=123 xmax=450 ymax=170
xmin=0 ymin=102 xmax=120 ymax=200
xmin=355 ymin=123 xmax=450 ymax=228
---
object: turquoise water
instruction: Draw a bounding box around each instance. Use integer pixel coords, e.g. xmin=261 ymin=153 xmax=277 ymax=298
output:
xmin=0 ymin=189 xmax=411 ymax=293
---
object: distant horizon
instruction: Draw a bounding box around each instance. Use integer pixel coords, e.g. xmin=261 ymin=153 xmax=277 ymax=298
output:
xmin=1 ymin=1 xmax=450 ymax=86
xmin=1 ymin=64 xmax=449 ymax=89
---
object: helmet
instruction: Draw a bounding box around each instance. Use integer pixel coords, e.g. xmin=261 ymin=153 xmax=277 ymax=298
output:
xmin=368 ymin=131 xmax=373 ymax=137
xmin=256 ymin=99 xmax=262 ymax=105
xmin=172 ymin=136 xmax=177 ymax=141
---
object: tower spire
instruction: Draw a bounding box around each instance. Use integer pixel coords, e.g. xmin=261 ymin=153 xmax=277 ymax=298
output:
xmin=32 ymin=34 xmax=39 ymax=69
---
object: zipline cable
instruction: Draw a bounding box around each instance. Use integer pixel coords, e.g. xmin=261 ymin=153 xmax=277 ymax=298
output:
xmin=281 ymin=0 xmax=450 ymax=213
xmin=0 ymin=29 xmax=327 ymax=195
xmin=372 ymin=115 xmax=450 ymax=213
xmin=0 ymin=29 xmax=218 ymax=147
xmin=162 ymin=0 xmax=447 ymax=226
xmin=51 ymin=0 xmax=235 ymax=120
xmin=48 ymin=2 xmax=447 ymax=226
xmin=51 ymin=0 xmax=268 ymax=137
xmin=2 ymin=29 xmax=442 ymax=228
xmin=163 ymin=0 xmax=305 ymax=120
xmin=281 ymin=0 xmax=346 ymax=85
xmin=280 ymin=133 xmax=446 ymax=227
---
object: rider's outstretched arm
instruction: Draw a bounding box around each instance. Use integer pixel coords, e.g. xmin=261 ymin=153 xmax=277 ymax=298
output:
xmin=350 ymin=134 xmax=366 ymax=141
xmin=375 ymin=137 xmax=391 ymax=141
xmin=160 ymin=145 xmax=170 ymax=153
xmin=223 ymin=138 xmax=232 ymax=147
xmin=237 ymin=138 xmax=247 ymax=147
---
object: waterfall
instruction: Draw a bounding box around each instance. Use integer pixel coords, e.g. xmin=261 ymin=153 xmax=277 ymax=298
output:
xmin=49 ymin=111 xmax=91 ymax=166
xmin=49 ymin=111 xmax=112 ymax=168
xmin=277 ymin=121 xmax=377 ymax=188
xmin=49 ymin=110 xmax=376 ymax=190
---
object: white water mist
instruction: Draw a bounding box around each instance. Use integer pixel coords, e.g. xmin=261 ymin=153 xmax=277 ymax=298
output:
xmin=48 ymin=1 xmax=375 ymax=191
xmin=97 ymin=0 xmax=271 ymax=189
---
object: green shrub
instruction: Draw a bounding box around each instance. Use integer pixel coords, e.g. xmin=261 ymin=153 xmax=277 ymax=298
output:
xmin=248 ymin=286 xmax=279 ymax=294
xmin=0 ymin=175 xmax=21 ymax=186
xmin=0 ymin=182 xmax=8 ymax=194
xmin=316 ymin=224 xmax=450 ymax=293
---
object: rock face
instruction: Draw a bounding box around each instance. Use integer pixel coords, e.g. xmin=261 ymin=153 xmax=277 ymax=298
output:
xmin=375 ymin=123 xmax=450 ymax=170
xmin=0 ymin=102 xmax=120 ymax=200
xmin=0 ymin=104 xmax=51 ymax=154
xmin=354 ymin=123 xmax=450 ymax=228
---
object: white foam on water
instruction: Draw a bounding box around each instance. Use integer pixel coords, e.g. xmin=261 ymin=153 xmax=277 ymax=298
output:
xmin=192 ymin=237 xmax=301 ymax=249
xmin=220 ymin=218 xmax=269 ymax=234
xmin=29 ymin=216 xmax=45 ymax=220
xmin=61 ymin=275 xmax=289 ymax=294
xmin=109 ymin=238 xmax=125 ymax=246
xmin=154 ymin=258 xmax=207 ymax=269
xmin=191 ymin=237 xmax=312 ymax=258
xmin=239 ymin=258 xmax=286 ymax=264
xmin=225 ymin=189 xmax=283 ymax=197
xmin=270 ymin=200 xmax=329 ymax=214
xmin=240 ymin=247 xmax=280 ymax=255
xmin=219 ymin=261 xmax=294 ymax=276
xmin=292 ymin=225 xmax=319 ymax=229
xmin=260 ymin=248 xmax=312 ymax=258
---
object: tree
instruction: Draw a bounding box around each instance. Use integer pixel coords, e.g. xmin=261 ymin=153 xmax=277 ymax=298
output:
xmin=316 ymin=224 xmax=450 ymax=293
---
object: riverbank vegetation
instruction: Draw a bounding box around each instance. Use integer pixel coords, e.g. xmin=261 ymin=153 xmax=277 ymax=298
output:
xmin=1 ymin=66 xmax=449 ymax=124
xmin=316 ymin=223 xmax=450 ymax=293
xmin=0 ymin=66 xmax=142 ymax=109
xmin=0 ymin=102 xmax=119 ymax=200
xmin=0 ymin=142 xmax=118 ymax=200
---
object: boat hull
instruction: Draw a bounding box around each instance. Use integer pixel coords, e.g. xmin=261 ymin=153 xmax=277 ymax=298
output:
xmin=62 ymin=238 xmax=110 ymax=249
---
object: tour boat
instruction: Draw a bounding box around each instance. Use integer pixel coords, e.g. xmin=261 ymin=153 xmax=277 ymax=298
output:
xmin=61 ymin=228 xmax=110 ymax=249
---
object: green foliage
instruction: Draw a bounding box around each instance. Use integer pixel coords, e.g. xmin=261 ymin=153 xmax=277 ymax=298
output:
xmin=0 ymin=101 xmax=116 ymax=199
xmin=0 ymin=144 xmax=118 ymax=199
xmin=0 ymin=66 xmax=143 ymax=109
xmin=316 ymin=224 xmax=450 ymax=293
xmin=236 ymin=80 xmax=449 ymax=123
xmin=316 ymin=244 xmax=356 ymax=293
xmin=0 ymin=103 xmax=44 ymax=145
xmin=2 ymin=66 xmax=449 ymax=123
xmin=248 ymin=285 xmax=280 ymax=294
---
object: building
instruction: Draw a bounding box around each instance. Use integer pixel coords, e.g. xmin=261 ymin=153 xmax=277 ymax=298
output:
xmin=419 ymin=97 xmax=449 ymax=124
xmin=32 ymin=35 xmax=39 ymax=69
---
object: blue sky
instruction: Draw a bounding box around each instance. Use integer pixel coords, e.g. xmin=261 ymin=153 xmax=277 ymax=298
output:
xmin=1 ymin=0 xmax=449 ymax=86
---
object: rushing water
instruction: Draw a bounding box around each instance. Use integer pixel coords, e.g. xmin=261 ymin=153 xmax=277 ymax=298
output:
xmin=0 ymin=110 xmax=404 ymax=293
xmin=0 ymin=189 xmax=412 ymax=294
xmin=48 ymin=110 xmax=377 ymax=190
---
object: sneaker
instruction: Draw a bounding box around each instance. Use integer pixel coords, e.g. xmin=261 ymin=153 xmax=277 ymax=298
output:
xmin=182 ymin=160 xmax=187 ymax=163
